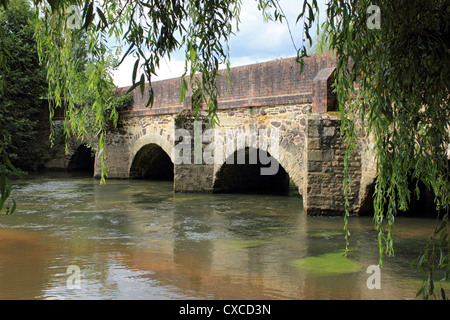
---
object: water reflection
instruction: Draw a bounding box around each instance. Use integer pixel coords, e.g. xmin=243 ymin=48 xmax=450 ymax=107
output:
xmin=0 ymin=172 xmax=442 ymax=299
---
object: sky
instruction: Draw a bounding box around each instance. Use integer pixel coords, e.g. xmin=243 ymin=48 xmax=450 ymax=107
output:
xmin=111 ymin=0 xmax=327 ymax=88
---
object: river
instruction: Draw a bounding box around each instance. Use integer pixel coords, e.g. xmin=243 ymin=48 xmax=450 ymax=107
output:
xmin=0 ymin=171 xmax=443 ymax=300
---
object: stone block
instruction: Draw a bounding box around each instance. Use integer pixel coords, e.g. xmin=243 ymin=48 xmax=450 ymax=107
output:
xmin=322 ymin=150 xmax=335 ymax=162
xmin=307 ymin=183 xmax=322 ymax=195
xmin=307 ymin=150 xmax=323 ymax=161
xmin=308 ymin=138 xmax=321 ymax=149
xmin=308 ymin=161 xmax=322 ymax=172
xmin=174 ymin=164 xmax=214 ymax=193
xmin=323 ymin=126 xmax=336 ymax=137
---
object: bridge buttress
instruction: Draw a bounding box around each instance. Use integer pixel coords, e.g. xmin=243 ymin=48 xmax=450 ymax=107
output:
xmin=303 ymin=115 xmax=362 ymax=215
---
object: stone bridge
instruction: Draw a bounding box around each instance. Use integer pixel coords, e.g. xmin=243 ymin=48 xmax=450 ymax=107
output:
xmin=90 ymin=53 xmax=376 ymax=216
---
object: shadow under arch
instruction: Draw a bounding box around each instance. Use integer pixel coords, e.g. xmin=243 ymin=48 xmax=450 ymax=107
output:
xmin=67 ymin=144 xmax=95 ymax=173
xmin=358 ymin=172 xmax=446 ymax=218
xmin=213 ymin=147 xmax=293 ymax=196
xmin=129 ymin=143 xmax=174 ymax=180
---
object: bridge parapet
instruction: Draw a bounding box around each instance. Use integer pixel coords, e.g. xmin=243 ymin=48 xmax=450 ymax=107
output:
xmin=119 ymin=52 xmax=337 ymax=117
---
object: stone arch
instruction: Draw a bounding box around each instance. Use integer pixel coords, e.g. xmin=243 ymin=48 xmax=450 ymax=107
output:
xmin=273 ymin=144 xmax=305 ymax=197
xmin=358 ymin=151 xmax=450 ymax=216
xmin=67 ymin=143 xmax=95 ymax=172
xmin=128 ymin=133 xmax=174 ymax=179
xmin=358 ymin=176 xmax=376 ymax=215
xmin=212 ymin=133 xmax=305 ymax=196
xmin=213 ymin=147 xmax=289 ymax=195
xmin=358 ymin=170 xmax=447 ymax=217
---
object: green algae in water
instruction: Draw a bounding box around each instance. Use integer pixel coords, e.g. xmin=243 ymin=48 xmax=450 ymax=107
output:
xmin=290 ymin=251 xmax=362 ymax=275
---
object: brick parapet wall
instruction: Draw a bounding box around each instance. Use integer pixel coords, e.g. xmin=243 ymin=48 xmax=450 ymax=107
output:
xmin=119 ymin=53 xmax=336 ymax=117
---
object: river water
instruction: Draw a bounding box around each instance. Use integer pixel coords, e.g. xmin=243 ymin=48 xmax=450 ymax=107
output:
xmin=0 ymin=171 xmax=443 ymax=300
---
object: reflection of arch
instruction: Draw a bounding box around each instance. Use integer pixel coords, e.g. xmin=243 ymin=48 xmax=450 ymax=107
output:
xmin=129 ymin=143 xmax=174 ymax=180
xmin=213 ymin=147 xmax=293 ymax=195
xmin=67 ymin=144 xmax=95 ymax=172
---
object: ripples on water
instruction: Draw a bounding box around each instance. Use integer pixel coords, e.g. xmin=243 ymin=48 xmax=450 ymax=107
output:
xmin=0 ymin=171 xmax=443 ymax=300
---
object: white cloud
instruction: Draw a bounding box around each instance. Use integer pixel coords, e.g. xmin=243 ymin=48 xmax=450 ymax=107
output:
xmin=228 ymin=0 xmax=300 ymax=63
xmin=111 ymin=53 xmax=186 ymax=87
xmin=111 ymin=57 xmax=135 ymax=88
xmin=153 ymin=58 xmax=186 ymax=81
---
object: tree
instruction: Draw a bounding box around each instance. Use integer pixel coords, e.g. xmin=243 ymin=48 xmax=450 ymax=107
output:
xmin=0 ymin=0 xmax=130 ymax=214
xmin=313 ymin=0 xmax=449 ymax=299
xmin=0 ymin=0 xmax=448 ymax=299
xmin=0 ymin=0 xmax=48 ymax=171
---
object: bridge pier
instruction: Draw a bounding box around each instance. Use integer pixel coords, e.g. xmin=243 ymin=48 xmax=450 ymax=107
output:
xmin=303 ymin=115 xmax=362 ymax=215
xmin=171 ymin=111 xmax=215 ymax=193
